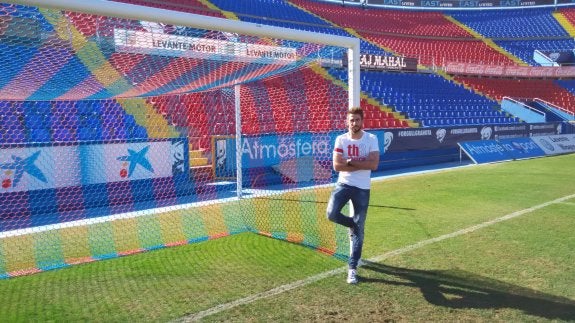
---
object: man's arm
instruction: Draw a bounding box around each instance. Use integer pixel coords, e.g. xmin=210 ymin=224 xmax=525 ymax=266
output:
xmin=333 ymin=151 xmax=379 ymax=172
xmin=333 ymin=151 xmax=354 ymax=172
xmin=347 ymin=151 xmax=379 ymax=171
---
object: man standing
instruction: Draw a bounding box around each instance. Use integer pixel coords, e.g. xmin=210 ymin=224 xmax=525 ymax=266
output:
xmin=326 ymin=107 xmax=379 ymax=284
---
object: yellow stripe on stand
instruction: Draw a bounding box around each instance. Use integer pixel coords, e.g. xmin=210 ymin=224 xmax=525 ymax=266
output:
xmin=198 ymin=0 xmax=240 ymax=20
xmin=553 ymin=11 xmax=575 ymax=37
xmin=41 ymin=10 xmax=126 ymax=89
xmin=444 ymin=15 xmax=527 ymax=66
xmin=117 ymin=98 xmax=180 ymax=138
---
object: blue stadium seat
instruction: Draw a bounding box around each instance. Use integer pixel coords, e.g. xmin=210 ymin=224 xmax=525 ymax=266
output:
xmin=52 ymin=127 xmax=74 ymax=142
xmin=24 ymin=114 xmax=46 ymax=129
xmin=29 ymin=128 xmax=51 ymax=142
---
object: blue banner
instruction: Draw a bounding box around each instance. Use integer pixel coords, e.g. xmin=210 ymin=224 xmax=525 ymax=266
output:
xmin=458 ymin=140 xmax=510 ymax=164
xmin=216 ymin=130 xmax=386 ymax=172
xmin=459 ymin=137 xmax=546 ymax=164
xmin=498 ymin=137 xmax=546 ymax=160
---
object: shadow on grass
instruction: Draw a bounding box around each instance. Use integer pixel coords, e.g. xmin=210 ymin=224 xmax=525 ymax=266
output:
xmin=361 ymin=260 xmax=575 ymax=320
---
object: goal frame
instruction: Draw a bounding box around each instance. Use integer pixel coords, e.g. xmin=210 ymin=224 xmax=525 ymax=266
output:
xmin=7 ymin=0 xmax=361 ymax=199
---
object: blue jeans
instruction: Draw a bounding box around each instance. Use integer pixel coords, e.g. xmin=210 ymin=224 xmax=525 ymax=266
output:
xmin=326 ymin=183 xmax=370 ymax=269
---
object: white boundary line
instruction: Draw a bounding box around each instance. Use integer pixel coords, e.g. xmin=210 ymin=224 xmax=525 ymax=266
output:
xmin=176 ymin=192 xmax=575 ymax=322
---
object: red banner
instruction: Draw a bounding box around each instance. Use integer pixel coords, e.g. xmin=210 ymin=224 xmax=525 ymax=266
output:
xmin=444 ymin=63 xmax=575 ymax=78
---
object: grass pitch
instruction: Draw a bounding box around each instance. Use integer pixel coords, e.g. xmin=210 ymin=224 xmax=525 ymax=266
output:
xmin=1 ymin=154 xmax=574 ymax=322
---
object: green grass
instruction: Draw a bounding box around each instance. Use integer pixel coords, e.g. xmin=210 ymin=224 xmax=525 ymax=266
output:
xmin=1 ymin=154 xmax=574 ymax=322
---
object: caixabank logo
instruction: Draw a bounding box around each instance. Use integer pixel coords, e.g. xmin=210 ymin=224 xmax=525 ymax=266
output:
xmin=116 ymin=146 xmax=154 ymax=179
xmin=1 ymin=151 xmax=47 ymax=190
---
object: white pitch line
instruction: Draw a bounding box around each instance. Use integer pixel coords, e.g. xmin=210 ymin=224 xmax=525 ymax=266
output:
xmin=176 ymin=192 xmax=575 ymax=322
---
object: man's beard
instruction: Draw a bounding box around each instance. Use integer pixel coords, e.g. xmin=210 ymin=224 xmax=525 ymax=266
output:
xmin=351 ymin=126 xmax=361 ymax=134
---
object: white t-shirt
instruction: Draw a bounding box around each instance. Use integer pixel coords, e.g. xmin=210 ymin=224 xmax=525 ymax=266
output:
xmin=333 ymin=131 xmax=379 ymax=190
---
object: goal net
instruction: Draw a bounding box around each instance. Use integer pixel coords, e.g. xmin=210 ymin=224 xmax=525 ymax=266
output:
xmin=0 ymin=0 xmax=358 ymax=278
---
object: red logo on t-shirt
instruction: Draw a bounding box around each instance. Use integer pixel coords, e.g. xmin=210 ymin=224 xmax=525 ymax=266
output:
xmin=347 ymin=144 xmax=359 ymax=157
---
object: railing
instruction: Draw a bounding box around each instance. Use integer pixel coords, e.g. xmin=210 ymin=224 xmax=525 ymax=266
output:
xmin=534 ymin=98 xmax=575 ymax=120
xmin=502 ymin=96 xmax=546 ymax=123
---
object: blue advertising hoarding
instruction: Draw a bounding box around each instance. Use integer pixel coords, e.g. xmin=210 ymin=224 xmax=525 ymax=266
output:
xmin=458 ymin=140 xmax=510 ymax=164
xmin=459 ymin=137 xmax=546 ymax=164
xmin=213 ymin=130 xmax=387 ymax=179
xmin=499 ymin=137 xmax=546 ymax=160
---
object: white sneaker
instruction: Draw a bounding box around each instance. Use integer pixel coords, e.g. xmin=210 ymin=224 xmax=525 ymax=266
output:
xmin=347 ymin=269 xmax=358 ymax=284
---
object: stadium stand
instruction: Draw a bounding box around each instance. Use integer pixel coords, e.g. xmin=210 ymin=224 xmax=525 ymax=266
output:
xmin=454 ymin=77 xmax=575 ymax=115
xmin=449 ymin=9 xmax=567 ymax=38
xmin=7 ymin=0 xmax=574 ymax=145
xmin=449 ymin=9 xmax=574 ymax=66
xmin=495 ymin=39 xmax=575 ymax=66
xmin=0 ymin=100 xmax=149 ymax=144
xmin=330 ymin=69 xmax=516 ymax=126
xmin=289 ymin=0 xmax=519 ymax=66
xmin=112 ymin=0 xmax=225 ymax=17
xmin=3 ymin=0 xmax=575 ymax=143
xmin=297 ymin=3 xmax=472 ymax=38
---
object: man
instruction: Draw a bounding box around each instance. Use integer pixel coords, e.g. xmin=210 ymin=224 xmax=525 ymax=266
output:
xmin=326 ymin=107 xmax=379 ymax=284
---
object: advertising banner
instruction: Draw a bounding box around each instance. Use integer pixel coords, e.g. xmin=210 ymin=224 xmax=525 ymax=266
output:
xmin=359 ymin=54 xmax=418 ymax=72
xmin=368 ymin=0 xmax=554 ymax=7
xmin=216 ymin=130 xmax=386 ymax=169
xmin=80 ymin=140 xmax=184 ymax=185
xmin=532 ymin=134 xmax=575 ymax=155
xmin=381 ymin=123 xmax=562 ymax=153
xmin=459 ymin=140 xmax=510 ymax=164
xmin=240 ymin=133 xmax=335 ymax=168
xmin=114 ymin=28 xmax=296 ymax=65
xmin=497 ymin=137 xmax=546 ymax=160
xmin=444 ymin=62 xmax=575 ymax=78
xmin=212 ymin=122 xmax=565 ymax=175
xmin=0 ymin=139 xmax=187 ymax=193
xmin=343 ymin=53 xmax=418 ymax=71
xmin=459 ymin=137 xmax=546 ymax=164
xmin=0 ymin=145 xmax=81 ymax=192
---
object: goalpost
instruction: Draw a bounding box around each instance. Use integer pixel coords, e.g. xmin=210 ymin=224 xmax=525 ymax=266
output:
xmin=0 ymin=0 xmax=360 ymax=278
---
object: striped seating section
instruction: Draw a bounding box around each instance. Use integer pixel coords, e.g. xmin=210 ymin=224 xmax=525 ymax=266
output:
xmin=291 ymin=0 xmax=472 ymax=38
xmin=0 ymin=100 xmax=148 ymax=144
xmin=289 ymin=0 xmax=518 ymax=66
xmin=449 ymin=9 xmax=567 ymax=38
xmin=112 ymin=0 xmax=225 ymax=17
xmin=495 ymin=39 xmax=575 ymax=66
xmin=331 ymin=69 xmax=518 ymax=126
xmin=4 ymin=0 xmax=575 ymax=146
xmin=455 ymin=77 xmax=575 ymax=114
xmin=107 ymin=0 xmax=575 ymax=128
xmin=450 ymin=9 xmax=572 ymax=66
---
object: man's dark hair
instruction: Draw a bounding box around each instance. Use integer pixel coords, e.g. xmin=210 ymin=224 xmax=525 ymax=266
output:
xmin=347 ymin=107 xmax=363 ymax=119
